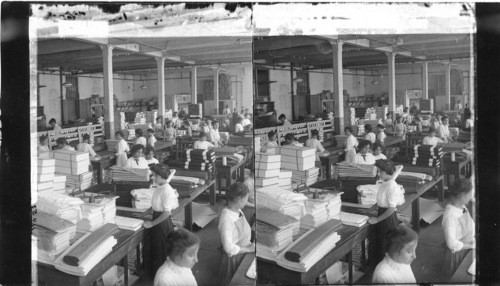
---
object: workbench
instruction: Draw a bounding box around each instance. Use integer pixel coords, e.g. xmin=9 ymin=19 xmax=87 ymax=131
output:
xmin=319 ymin=147 xmax=344 ymax=179
xmin=229 ymin=253 xmax=256 ymax=286
xmin=214 ymin=159 xmax=245 ymax=195
xmin=91 ymin=151 xmax=117 ymax=184
xmin=449 ymin=249 xmax=475 ymax=283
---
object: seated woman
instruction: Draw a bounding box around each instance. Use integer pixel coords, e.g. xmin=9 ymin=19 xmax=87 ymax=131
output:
xmin=38 ymin=134 xmax=51 ymax=154
xmin=209 ymin=120 xmax=224 ymax=147
xmin=264 ymin=131 xmax=279 ymax=148
xmin=76 ymin=134 xmax=99 ymax=159
xmin=134 ymin=129 xmax=147 ymax=147
xmin=181 ymin=118 xmax=193 ymax=138
xmin=154 ymin=117 xmax=164 ymax=139
xmin=154 ymin=228 xmax=200 ymax=286
xmin=372 ymin=141 xmax=387 ymax=161
xmin=234 ymin=117 xmax=245 ymax=133
xmin=438 ymin=116 xmax=454 ymax=143
xmin=364 ymin=124 xmax=376 ymax=143
xmin=352 ymin=140 xmax=376 ymax=165
xmin=394 ymin=116 xmax=407 ymax=141
xmin=372 ymin=225 xmax=418 ymax=284
xmin=282 ymin=133 xmax=303 ymax=147
xmin=193 ymin=132 xmax=214 ymax=150
xmin=305 ymin=129 xmax=330 ymax=160
xmin=55 ymin=137 xmax=75 ymax=151
xmin=145 ymin=145 xmax=160 ymax=165
xmin=164 ymin=120 xmax=177 ymax=144
xmin=422 ymin=127 xmax=444 ymax=147
xmin=242 ymin=113 xmax=252 ymax=127
xmin=125 ymin=144 xmax=150 ymax=169
xmin=147 ymin=129 xmax=157 ymax=147
xmin=376 ymin=124 xmax=387 ymax=145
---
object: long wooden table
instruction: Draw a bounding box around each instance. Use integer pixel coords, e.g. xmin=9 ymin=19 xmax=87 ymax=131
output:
xmin=37 ymin=180 xmax=216 ymax=286
xmin=229 ymin=253 xmax=256 ymax=286
xmin=257 ymin=176 xmax=445 ymax=284
xmin=450 ymin=249 xmax=475 ymax=283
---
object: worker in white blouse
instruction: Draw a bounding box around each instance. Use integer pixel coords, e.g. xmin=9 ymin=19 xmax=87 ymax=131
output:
xmin=422 ymin=127 xmax=444 ymax=147
xmin=234 ymin=117 xmax=245 ymax=133
xmin=372 ymin=225 xmax=418 ymax=284
xmin=441 ymin=178 xmax=475 ymax=281
xmin=55 ymin=137 xmax=75 ymax=151
xmin=305 ymin=130 xmax=330 ymax=161
xmin=143 ymin=164 xmax=180 ymax=275
xmin=38 ymin=135 xmax=51 ymax=154
xmin=363 ymin=124 xmax=376 ymax=143
xmin=438 ymin=116 xmax=454 ymax=143
xmin=76 ymin=134 xmax=100 ymax=160
xmin=209 ymin=121 xmax=224 ymax=147
xmin=352 ymin=140 xmax=376 ymax=165
xmin=49 ymin=118 xmax=62 ymax=131
xmin=154 ymin=228 xmax=200 ymax=286
xmin=344 ymin=126 xmax=359 ymax=163
xmin=218 ymin=182 xmax=255 ymax=286
xmin=125 ymin=144 xmax=150 ymax=170
xmin=171 ymin=112 xmax=181 ymax=128
xmin=193 ymin=132 xmax=214 ymax=150
xmin=278 ymin=114 xmax=292 ymax=126
xmin=282 ymin=133 xmax=303 ymax=147
xmin=147 ymin=129 xmax=157 ymax=147
xmin=134 ymin=129 xmax=147 ymax=147
xmin=223 ymin=105 xmax=231 ymax=116
xmin=264 ymin=131 xmax=279 ymax=149
xmin=115 ymin=130 xmax=130 ymax=168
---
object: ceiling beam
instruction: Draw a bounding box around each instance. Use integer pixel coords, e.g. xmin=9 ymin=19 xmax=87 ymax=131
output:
xmin=344 ymin=38 xmax=428 ymax=61
xmin=37 ymin=39 xmax=97 ymax=55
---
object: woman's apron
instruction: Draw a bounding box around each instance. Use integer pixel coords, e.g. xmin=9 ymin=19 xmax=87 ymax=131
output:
xmin=151 ymin=210 xmax=174 ymax=275
xmin=373 ymin=207 xmax=399 ymax=265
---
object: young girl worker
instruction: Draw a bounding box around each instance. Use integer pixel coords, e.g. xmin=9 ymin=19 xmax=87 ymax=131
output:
xmin=422 ymin=127 xmax=444 ymax=147
xmin=372 ymin=142 xmax=387 ymax=161
xmin=143 ymin=164 xmax=180 ymax=274
xmin=344 ymin=126 xmax=359 ymax=163
xmin=218 ymin=182 xmax=255 ymax=286
xmin=305 ymin=130 xmax=330 ymax=160
xmin=364 ymin=124 xmax=376 ymax=143
xmin=441 ymin=178 xmax=475 ymax=281
xmin=372 ymin=225 xmax=418 ymax=284
xmin=368 ymin=160 xmax=404 ymax=264
xmin=154 ymin=228 xmax=200 ymax=286
xmin=115 ymin=130 xmax=130 ymax=168
xmin=125 ymin=144 xmax=150 ymax=169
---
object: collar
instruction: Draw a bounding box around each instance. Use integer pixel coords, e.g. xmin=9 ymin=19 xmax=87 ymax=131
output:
xmin=447 ymin=204 xmax=466 ymax=217
xmin=224 ymin=208 xmax=243 ymax=221
xmin=385 ymin=254 xmax=408 ymax=270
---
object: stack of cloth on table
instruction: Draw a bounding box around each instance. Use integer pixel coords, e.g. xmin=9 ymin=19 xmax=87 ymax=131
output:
xmin=340 ymin=212 xmax=369 ymax=227
xmin=168 ymin=149 xmax=215 ymax=171
xmin=171 ymin=168 xmax=211 ymax=181
xmin=256 ymin=207 xmax=300 ymax=261
xmin=37 ymin=191 xmax=84 ymax=225
xmin=55 ymin=224 xmax=118 ymax=276
xmin=131 ymin=188 xmax=154 ymax=210
xmin=112 ymin=216 xmax=144 ymax=231
xmin=337 ymin=162 xmax=377 ymax=178
xmin=291 ymin=167 xmax=320 ymax=186
xmin=357 ymin=184 xmax=379 ymax=206
xmin=33 ymin=212 xmax=76 ymax=264
xmin=441 ymin=142 xmax=466 ymax=153
xmin=409 ymin=145 xmax=443 ymax=167
xmin=301 ymin=199 xmax=329 ymax=228
xmin=278 ymin=146 xmax=316 ymax=172
xmin=276 ymin=220 xmax=343 ymax=272
xmin=255 ymin=153 xmax=281 ymax=191
xmin=396 ymin=171 xmax=431 ymax=194
xmin=169 ymin=175 xmax=206 ymax=198
xmin=52 ymin=174 xmax=67 ymax=193
xmin=111 ymin=166 xmax=150 ymax=182
xmin=318 ymin=192 xmax=342 ymax=220
xmin=53 ymin=150 xmax=91 ymax=176
xmin=37 ymin=158 xmax=55 ymax=192
xmin=66 ymin=171 xmax=93 ymax=191
xmin=278 ymin=170 xmax=293 ymax=190
xmin=77 ymin=197 xmax=117 ymax=233
xmin=256 ymin=185 xmax=307 ymax=220
xmin=338 ymin=177 xmax=378 ymax=203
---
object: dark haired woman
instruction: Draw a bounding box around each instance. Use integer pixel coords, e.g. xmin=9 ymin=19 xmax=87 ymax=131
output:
xmin=153 ymin=228 xmax=200 ymax=286
xmin=125 ymin=144 xmax=149 ymax=169
xmin=144 ymin=164 xmax=179 ymax=274
xmin=344 ymin=126 xmax=359 ymax=163
xmin=368 ymin=160 xmax=404 ymax=264
xmin=115 ymin=130 xmax=130 ymax=167
xmin=305 ymin=129 xmax=330 ymax=161
xmin=218 ymin=182 xmax=255 ymax=286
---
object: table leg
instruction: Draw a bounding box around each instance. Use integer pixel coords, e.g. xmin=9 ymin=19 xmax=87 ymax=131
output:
xmin=348 ymin=251 xmax=353 ymax=284
xmin=123 ymin=255 xmax=129 ymax=286
xmin=209 ymin=183 xmax=216 ymax=206
xmin=438 ymin=178 xmax=445 ymax=202
xmin=326 ymin=162 xmax=332 ymax=179
xmin=412 ymin=197 xmax=420 ymax=233
xmin=361 ymin=239 xmax=366 ymax=268
xmin=185 ymin=202 xmax=193 ymax=231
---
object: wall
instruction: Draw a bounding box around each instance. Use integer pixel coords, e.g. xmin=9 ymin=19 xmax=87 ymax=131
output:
xmin=39 ymin=74 xmax=62 ymax=123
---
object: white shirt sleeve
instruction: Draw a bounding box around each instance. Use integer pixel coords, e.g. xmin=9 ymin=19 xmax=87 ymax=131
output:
xmin=442 ymin=214 xmax=464 ymax=252
xmin=218 ymin=214 xmax=241 ymax=256
xmin=386 ymin=181 xmax=401 ymax=208
xmin=160 ymin=185 xmax=179 ymax=212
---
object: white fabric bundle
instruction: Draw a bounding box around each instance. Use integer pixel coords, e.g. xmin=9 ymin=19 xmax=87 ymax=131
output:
xmin=113 ymin=216 xmax=144 ymax=231
xmin=131 ymin=188 xmax=154 ymax=210
xmin=340 ymin=212 xmax=369 ymax=227
xmin=256 ymin=186 xmax=307 ymax=220
xmin=37 ymin=191 xmax=84 ymax=224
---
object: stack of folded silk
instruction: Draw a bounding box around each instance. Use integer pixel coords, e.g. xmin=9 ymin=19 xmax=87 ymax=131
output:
xmin=185 ymin=149 xmax=215 ymax=170
xmin=409 ymin=145 xmax=443 ymax=167
xmin=131 ymin=188 xmax=154 ymax=210
xmin=300 ymin=199 xmax=329 ymax=228
xmin=256 ymin=207 xmax=300 ymax=260
xmin=318 ymin=192 xmax=343 ymax=220
xmin=277 ymin=220 xmax=343 ymax=272
xmin=111 ymin=166 xmax=150 ymax=182
xmin=113 ymin=216 xmax=144 ymax=231
xmin=77 ymin=197 xmax=117 ymax=233
xmin=37 ymin=191 xmax=84 ymax=225
xmin=33 ymin=211 xmax=76 ymax=264
xmin=357 ymin=184 xmax=379 ymax=206
xmin=291 ymin=167 xmax=320 ymax=186
xmin=340 ymin=212 xmax=369 ymax=227
xmin=55 ymin=224 xmax=118 ymax=276
xmin=337 ymin=162 xmax=377 ymax=178
xmin=256 ymin=185 xmax=307 ymax=220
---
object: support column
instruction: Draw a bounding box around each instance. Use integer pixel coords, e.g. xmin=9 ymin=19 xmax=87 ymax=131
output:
xmin=156 ymin=57 xmax=165 ymax=125
xmin=100 ymin=44 xmax=114 ymax=139
xmin=422 ymin=62 xmax=429 ymax=99
xmin=469 ymin=57 xmax=474 ymax=111
xmin=214 ymin=68 xmax=220 ymax=115
xmin=331 ymin=40 xmax=344 ymax=135
xmin=191 ymin=66 xmax=198 ymax=104
xmin=445 ymin=64 xmax=451 ymax=110
xmin=387 ymin=52 xmax=396 ymax=121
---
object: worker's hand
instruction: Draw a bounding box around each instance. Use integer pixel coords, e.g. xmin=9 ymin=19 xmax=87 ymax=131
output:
xmin=368 ymin=217 xmax=378 ymax=225
xmin=246 ymin=243 xmax=256 ymax=253
xmin=143 ymin=221 xmax=154 ymax=228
